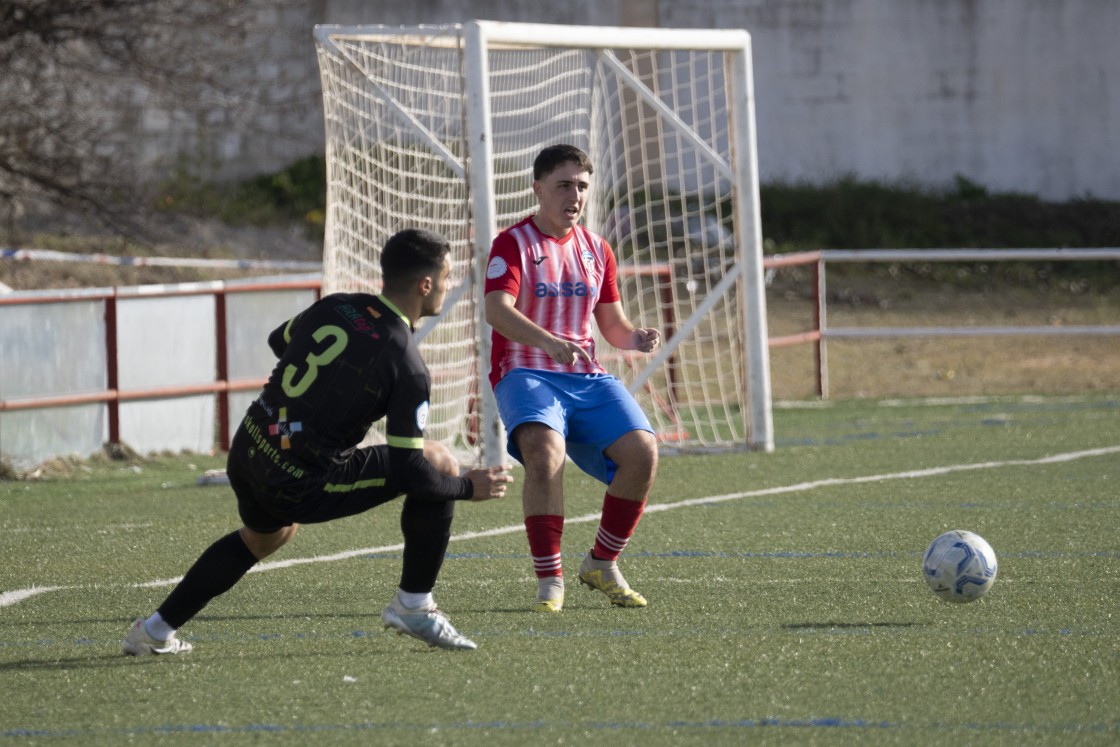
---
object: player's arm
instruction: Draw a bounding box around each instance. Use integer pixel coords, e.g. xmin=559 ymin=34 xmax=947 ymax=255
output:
xmin=383 ymin=360 xmax=510 ymax=501
xmin=594 ymin=301 xmax=660 ymax=353
xmin=387 ymin=445 xmax=473 ymax=501
xmin=485 ymin=290 xmax=593 ymax=364
xmin=388 ymin=446 xmax=512 ymax=502
xmin=483 ymin=233 xmax=590 ymax=364
xmin=382 ymin=361 xmax=472 ymax=500
xmin=588 ymin=240 xmax=659 ymax=353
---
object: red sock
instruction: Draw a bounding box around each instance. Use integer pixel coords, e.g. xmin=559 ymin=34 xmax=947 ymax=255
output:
xmin=525 ymin=514 xmax=564 ymax=579
xmin=592 ymin=492 xmax=646 ymax=561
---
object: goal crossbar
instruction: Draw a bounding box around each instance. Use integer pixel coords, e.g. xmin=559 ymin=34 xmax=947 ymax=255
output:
xmin=315 ymin=22 xmax=753 ymax=52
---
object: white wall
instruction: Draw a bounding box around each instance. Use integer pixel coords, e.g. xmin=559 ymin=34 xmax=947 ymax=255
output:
xmin=0 ymin=298 xmax=108 ymax=467
xmin=133 ymin=0 xmax=1119 ymax=200
xmin=677 ymin=0 xmax=1118 ymax=199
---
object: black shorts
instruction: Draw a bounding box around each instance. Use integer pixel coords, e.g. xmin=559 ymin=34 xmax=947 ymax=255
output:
xmin=226 ymin=426 xmax=403 ymax=532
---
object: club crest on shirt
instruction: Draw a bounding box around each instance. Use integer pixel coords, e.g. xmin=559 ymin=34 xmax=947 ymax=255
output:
xmin=415 ymin=401 xmax=430 ymax=431
xmin=580 ymin=247 xmax=596 ymax=273
xmin=486 ymin=256 xmax=508 ymax=279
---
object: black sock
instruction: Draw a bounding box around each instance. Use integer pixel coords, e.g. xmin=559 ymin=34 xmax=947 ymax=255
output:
xmin=157 ymin=531 xmax=259 ymax=629
xmin=398 ymin=498 xmax=454 ymax=594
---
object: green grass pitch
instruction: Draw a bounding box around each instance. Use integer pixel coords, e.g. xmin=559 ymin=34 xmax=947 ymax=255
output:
xmin=2 ymin=395 xmax=1118 ymax=746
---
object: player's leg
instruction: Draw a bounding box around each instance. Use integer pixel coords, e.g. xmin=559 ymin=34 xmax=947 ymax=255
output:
xmin=138 ymin=524 xmax=294 ymax=645
xmin=398 ymin=498 xmax=455 ymax=607
xmin=576 ymin=429 xmax=656 ymax=608
xmin=512 ymin=423 xmax=568 ymax=611
xmin=377 ymin=440 xmax=477 ymax=650
xmin=494 ymin=370 xmax=571 ymax=612
xmin=240 ymin=524 xmax=299 ymax=559
xmin=566 ymin=377 xmax=657 ymax=608
xmin=382 ymin=444 xmax=477 ymax=650
xmin=383 ymin=495 xmax=478 ymax=650
xmin=122 ymin=468 xmax=297 ymax=656
xmin=597 ymin=428 xmax=658 ymax=557
xmin=397 ymin=440 xmax=460 ymax=609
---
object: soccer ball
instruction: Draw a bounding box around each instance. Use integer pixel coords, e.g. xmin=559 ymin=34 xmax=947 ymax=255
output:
xmin=922 ymin=530 xmax=998 ymax=603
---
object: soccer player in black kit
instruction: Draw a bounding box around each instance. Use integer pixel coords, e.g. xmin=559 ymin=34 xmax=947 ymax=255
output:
xmin=122 ymin=229 xmax=512 ymax=653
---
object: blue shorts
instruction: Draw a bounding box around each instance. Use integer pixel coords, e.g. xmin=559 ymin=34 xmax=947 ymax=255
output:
xmin=494 ymin=369 xmax=653 ymax=485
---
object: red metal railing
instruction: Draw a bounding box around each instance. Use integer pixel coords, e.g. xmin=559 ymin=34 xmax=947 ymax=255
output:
xmin=1 ymin=256 xmax=831 ymax=450
xmin=0 ymin=279 xmax=321 ymax=450
xmin=762 ymin=251 xmax=825 ymax=396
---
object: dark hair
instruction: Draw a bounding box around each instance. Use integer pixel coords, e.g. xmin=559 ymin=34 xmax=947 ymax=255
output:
xmin=533 ymin=144 xmax=594 ymax=181
xmin=380 ymin=228 xmax=450 ymax=291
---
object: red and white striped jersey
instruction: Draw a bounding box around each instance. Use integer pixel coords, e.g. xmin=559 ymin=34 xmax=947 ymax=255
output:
xmin=484 ymin=216 xmax=621 ymax=388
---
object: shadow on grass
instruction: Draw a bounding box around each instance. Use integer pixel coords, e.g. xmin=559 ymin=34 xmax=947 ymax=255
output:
xmin=1 ymin=612 xmax=375 ymax=629
xmin=782 ymin=622 xmax=926 ymax=630
xmin=0 ymin=640 xmax=426 ymax=672
xmin=0 ymin=654 xmax=150 ymax=672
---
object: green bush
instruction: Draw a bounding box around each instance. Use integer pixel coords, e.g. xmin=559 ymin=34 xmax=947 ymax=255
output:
xmin=156 ymin=155 xmax=326 ymax=240
xmin=158 ymin=160 xmax=1119 ymax=270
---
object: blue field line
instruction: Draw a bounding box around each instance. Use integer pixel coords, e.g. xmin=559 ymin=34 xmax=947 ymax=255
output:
xmin=4 ymin=716 xmax=1119 ymax=739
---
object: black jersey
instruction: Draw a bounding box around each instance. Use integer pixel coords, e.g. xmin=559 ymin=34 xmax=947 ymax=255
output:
xmin=237 ymin=293 xmax=470 ymax=502
xmin=261 ymin=293 xmax=430 ymax=462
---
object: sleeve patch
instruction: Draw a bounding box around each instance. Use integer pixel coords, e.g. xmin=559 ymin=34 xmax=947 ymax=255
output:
xmin=415 ymin=401 xmax=430 ymax=431
xmin=486 ymin=256 xmax=509 ymax=280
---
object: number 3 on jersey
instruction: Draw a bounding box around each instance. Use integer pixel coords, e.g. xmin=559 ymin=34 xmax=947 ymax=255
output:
xmin=281 ymin=325 xmax=348 ymax=398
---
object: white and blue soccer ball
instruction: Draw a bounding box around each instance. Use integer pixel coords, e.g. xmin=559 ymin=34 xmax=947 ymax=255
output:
xmin=922 ymin=530 xmax=998 ymax=603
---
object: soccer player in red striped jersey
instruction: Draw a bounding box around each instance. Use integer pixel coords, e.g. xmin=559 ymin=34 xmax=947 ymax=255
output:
xmin=484 ymin=144 xmax=661 ymax=612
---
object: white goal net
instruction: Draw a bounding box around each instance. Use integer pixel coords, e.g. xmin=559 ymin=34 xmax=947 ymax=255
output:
xmin=314 ymin=21 xmax=773 ymax=464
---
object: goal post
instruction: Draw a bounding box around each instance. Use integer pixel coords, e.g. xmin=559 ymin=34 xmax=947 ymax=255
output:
xmin=314 ymin=20 xmax=774 ymax=464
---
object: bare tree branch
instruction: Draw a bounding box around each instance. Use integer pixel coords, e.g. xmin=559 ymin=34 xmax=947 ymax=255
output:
xmin=0 ymin=0 xmax=310 ymax=239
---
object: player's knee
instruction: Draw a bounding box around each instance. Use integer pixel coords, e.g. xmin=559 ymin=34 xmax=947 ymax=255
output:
xmin=639 ymin=431 xmax=659 ymax=474
xmin=423 ymin=440 xmax=460 ymax=477
xmin=631 ymin=428 xmax=658 ymax=455
xmin=611 ymin=430 xmax=659 ymax=475
xmin=240 ymin=524 xmax=297 ymax=560
xmin=513 ymin=423 xmax=566 ymax=470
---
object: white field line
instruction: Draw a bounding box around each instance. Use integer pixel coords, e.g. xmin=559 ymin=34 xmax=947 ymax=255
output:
xmin=3 ymin=445 xmax=1118 ymax=608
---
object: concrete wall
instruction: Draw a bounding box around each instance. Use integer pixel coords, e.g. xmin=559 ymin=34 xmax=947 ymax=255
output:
xmin=148 ymin=0 xmax=1119 ymax=200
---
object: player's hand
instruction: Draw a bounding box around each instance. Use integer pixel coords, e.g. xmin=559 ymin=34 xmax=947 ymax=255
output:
xmin=465 ymin=464 xmax=513 ymax=502
xmin=631 ymin=328 xmax=661 ymax=353
xmin=544 ymin=337 xmax=594 ymax=365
